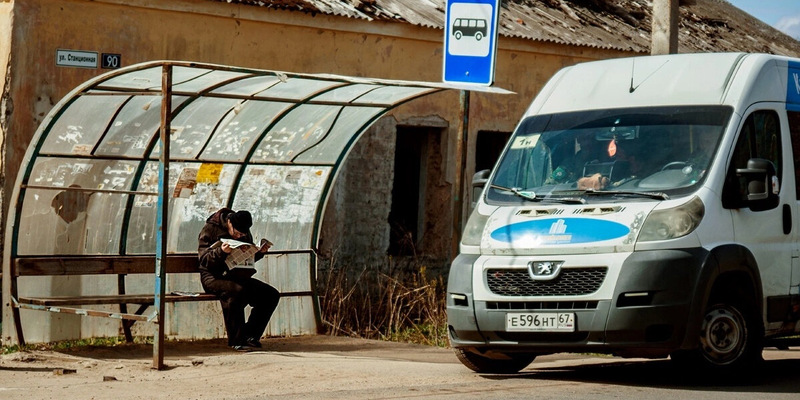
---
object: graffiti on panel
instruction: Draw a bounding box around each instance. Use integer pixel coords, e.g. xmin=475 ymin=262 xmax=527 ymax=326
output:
xmin=235 ymin=166 xmax=328 ymax=224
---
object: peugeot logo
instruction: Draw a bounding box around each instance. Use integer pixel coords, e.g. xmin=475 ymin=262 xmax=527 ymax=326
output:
xmin=528 ymin=261 xmax=563 ymax=281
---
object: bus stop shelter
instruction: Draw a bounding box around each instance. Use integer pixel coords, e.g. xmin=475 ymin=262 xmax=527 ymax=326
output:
xmin=1 ymin=60 xmax=508 ymax=368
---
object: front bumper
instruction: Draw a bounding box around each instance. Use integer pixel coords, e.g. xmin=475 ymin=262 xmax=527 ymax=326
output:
xmin=447 ymin=248 xmax=706 ymax=358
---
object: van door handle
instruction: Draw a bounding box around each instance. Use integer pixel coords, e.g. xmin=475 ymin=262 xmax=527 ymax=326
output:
xmin=783 ymin=204 xmax=791 ymax=235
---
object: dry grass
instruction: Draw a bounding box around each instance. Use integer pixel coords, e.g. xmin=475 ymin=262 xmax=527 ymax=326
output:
xmin=317 ymin=255 xmax=448 ymax=347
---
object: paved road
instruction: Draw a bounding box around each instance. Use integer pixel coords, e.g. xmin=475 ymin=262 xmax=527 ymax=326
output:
xmin=1 ymin=335 xmax=799 ymax=399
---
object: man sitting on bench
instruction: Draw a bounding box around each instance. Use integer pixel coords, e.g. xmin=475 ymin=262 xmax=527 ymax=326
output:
xmin=198 ymin=208 xmax=280 ymax=351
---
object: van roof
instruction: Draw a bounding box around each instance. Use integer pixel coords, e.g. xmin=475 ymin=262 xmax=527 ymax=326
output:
xmin=526 ymin=53 xmax=799 ymax=116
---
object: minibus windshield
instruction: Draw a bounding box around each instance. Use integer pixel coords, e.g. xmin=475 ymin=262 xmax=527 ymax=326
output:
xmin=487 ymin=105 xmax=733 ymax=204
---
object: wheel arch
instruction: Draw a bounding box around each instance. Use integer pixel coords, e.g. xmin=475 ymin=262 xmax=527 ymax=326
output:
xmin=681 ymin=244 xmax=763 ymax=350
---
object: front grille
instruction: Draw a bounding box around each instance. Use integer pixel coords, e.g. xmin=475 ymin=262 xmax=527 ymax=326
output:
xmin=486 ymin=267 xmax=607 ymax=296
xmin=486 ymin=301 xmax=598 ymax=310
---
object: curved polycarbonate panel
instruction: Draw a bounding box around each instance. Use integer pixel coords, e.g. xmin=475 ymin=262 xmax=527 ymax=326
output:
xmin=20 ymin=156 xmax=139 ymax=255
xmin=231 ymin=165 xmax=331 ymax=250
xmin=95 ymin=66 xmax=163 ymax=90
xmin=197 ymin=100 xmax=291 ymax=162
xmin=125 ymin=161 xmax=241 ymax=254
xmin=97 ymin=65 xmax=214 ymax=91
xmin=257 ymin=77 xmax=344 ymax=100
xmin=172 ymin=70 xmax=250 ymax=93
xmin=17 ymin=187 xmax=129 ymax=255
xmin=27 ymin=157 xmax=140 ymax=191
xmin=311 ymin=83 xmax=380 ymax=103
xmin=40 ymin=95 xmax=129 ymax=155
xmin=166 ymin=96 xmax=241 ymax=159
xmin=293 ymin=106 xmax=383 ymax=164
xmin=356 ymin=86 xmax=435 ymax=104
xmin=251 ymin=104 xmax=341 ymax=163
xmin=95 ymin=95 xmax=189 ymax=158
xmin=211 ymin=75 xmax=281 ymax=96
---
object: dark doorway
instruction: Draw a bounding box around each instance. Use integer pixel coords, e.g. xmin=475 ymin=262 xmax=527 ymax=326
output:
xmin=388 ymin=126 xmax=446 ymax=257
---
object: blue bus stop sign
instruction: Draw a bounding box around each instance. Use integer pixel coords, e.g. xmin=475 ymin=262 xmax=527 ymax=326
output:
xmin=443 ymin=0 xmax=501 ymax=86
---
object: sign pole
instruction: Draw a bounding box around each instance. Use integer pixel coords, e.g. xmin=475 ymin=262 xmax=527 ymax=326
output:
xmin=153 ymin=64 xmax=172 ymax=370
xmin=452 ymin=89 xmax=471 ymax=258
xmin=443 ymin=0 xmax=498 ymax=256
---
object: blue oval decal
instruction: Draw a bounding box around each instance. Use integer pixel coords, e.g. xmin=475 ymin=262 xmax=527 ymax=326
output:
xmin=490 ymin=218 xmax=630 ymax=245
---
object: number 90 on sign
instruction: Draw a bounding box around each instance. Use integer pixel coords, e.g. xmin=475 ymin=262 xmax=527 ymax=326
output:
xmin=505 ymin=312 xmax=575 ymax=332
xmin=101 ymin=53 xmax=121 ymax=69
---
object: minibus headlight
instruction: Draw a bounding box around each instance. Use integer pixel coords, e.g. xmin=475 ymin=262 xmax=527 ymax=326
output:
xmin=461 ymin=207 xmax=489 ymax=246
xmin=639 ymin=196 xmax=704 ymax=242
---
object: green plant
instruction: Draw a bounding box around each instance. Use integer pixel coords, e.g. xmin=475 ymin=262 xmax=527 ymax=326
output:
xmin=1 ymin=336 xmax=153 ymax=355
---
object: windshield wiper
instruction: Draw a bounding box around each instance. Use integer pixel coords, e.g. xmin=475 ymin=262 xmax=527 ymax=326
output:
xmin=490 ymin=184 xmax=586 ymax=204
xmin=583 ymin=189 xmax=669 ymax=200
xmin=490 ymin=184 xmax=538 ymax=201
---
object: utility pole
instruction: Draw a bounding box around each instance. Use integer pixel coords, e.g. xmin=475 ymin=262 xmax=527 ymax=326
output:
xmin=652 ymin=0 xmax=679 ymax=55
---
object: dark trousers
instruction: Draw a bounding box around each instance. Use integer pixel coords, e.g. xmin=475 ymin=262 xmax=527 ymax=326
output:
xmin=201 ymin=274 xmax=280 ymax=346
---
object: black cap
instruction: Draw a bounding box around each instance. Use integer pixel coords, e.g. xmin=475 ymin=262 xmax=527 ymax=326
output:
xmin=228 ymin=210 xmax=252 ymax=233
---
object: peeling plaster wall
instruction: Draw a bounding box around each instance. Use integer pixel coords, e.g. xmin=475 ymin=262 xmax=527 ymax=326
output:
xmin=0 ymin=1 xmax=12 ymax=246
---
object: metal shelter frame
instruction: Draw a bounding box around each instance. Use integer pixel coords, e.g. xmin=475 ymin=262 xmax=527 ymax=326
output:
xmin=2 ymin=60 xmax=509 ymax=368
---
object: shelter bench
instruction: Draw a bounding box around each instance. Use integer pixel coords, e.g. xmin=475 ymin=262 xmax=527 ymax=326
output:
xmin=10 ymin=254 xmax=217 ymax=346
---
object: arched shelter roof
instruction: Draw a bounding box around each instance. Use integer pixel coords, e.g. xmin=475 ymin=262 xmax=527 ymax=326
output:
xmin=3 ymin=61 xmax=509 ymax=361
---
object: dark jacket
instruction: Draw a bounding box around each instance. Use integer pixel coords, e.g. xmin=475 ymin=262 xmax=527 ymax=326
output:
xmin=198 ymin=208 xmax=264 ymax=280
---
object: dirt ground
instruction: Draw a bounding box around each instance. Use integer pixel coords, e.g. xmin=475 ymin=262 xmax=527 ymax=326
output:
xmin=0 ymin=335 xmax=470 ymax=400
xmin=3 ymin=335 xmax=800 ymax=400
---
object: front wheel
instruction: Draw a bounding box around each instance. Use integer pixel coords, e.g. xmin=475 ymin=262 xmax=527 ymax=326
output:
xmin=672 ymin=301 xmax=763 ymax=371
xmin=454 ymin=348 xmax=536 ymax=374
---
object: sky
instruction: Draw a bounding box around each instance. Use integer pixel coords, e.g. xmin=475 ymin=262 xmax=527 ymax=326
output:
xmin=727 ymin=0 xmax=800 ymax=40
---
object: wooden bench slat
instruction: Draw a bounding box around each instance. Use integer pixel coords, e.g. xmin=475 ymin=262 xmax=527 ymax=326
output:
xmin=18 ymin=293 xmax=218 ymax=306
xmin=14 ymin=302 xmax=152 ymax=322
xmin=14 ymin=255 xmax=201 ymax=276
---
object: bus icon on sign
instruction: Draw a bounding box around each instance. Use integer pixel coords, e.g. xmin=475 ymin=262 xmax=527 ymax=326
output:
xmin=452 ymin=18 xmax=487 ymax=41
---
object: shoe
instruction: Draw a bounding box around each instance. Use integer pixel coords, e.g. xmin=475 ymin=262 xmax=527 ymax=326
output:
xmin=245 ymin=337 xmax=262 ymax=348
xmin=231 ymin=344 xmax=255 ymax=352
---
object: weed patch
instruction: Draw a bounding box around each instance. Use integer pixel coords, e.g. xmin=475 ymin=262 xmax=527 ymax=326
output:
xmin=318 ymin=256 xmax=448 ymax=347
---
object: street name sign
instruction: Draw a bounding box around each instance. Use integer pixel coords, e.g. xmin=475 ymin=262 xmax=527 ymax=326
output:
xmin=56 ymin=49 xmax=98 ymax=69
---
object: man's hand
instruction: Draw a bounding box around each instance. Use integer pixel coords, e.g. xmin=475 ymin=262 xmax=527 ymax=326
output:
xmin=221 ymin=242 xmax=232 ymax=254
xmin=577 ymin=173 xmax=609 ymax=190
xmin=258 ymin=238 xmax=273 ymax=253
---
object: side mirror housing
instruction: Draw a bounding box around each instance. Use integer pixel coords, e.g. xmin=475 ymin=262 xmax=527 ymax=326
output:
xmin=735 ymin=158 xmax=779 ymax=211
xmin=471 ymin=169 xmax=491 ymax=210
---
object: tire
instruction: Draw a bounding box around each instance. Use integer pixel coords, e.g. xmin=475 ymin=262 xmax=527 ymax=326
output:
xmin=453 ymin=348 xmax=535 ymax=374
xmin=475 ymin=32 xmax=483 ymax=41
xmin=454 ymin=31 xmax=462 ymax=40
xmin=672 ymin=301 xmax=763 ymax=371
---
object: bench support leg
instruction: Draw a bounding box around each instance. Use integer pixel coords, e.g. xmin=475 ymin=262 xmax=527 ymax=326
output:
xmin=12 ymin=305 xmax=26 ymax=347
xmin=118 ymin=275 xmax=134 ymax=342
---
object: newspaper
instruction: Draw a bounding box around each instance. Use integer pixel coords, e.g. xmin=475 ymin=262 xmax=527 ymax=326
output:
xmin=211 ymin=238 xmax=272 ymax=276
xmin=219 ymin=238 xmax=259 ymax=269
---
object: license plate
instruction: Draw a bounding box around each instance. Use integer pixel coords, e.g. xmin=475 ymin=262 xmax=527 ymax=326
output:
xmin=505 ymin=313 xmax=575 ymax=332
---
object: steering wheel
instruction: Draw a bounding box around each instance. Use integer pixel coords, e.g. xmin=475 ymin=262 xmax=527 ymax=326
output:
xmin=661 ymin=161 xmax=689 ymax=171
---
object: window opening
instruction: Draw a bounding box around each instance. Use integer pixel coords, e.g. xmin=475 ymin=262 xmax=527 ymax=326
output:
xmin=475 ymin=130 xmax=511 ymax=172
xmin=724 ymin=109 xmax=782 ymax=208
xmin=789 ymin=111 xmax=800 ymax=200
